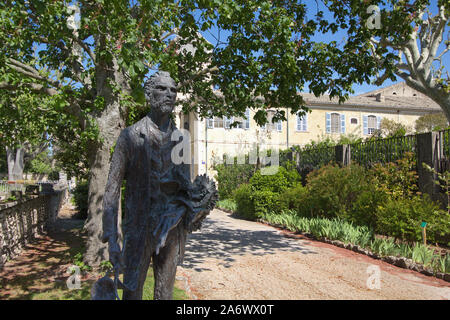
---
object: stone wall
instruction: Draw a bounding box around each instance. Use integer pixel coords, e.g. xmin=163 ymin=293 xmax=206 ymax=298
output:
xmin=0 ymin=186 xmax=68 ymax=269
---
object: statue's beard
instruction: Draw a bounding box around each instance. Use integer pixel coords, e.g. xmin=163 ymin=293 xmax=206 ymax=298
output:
xmin=149 ymin=99 xmax=175 ymax=115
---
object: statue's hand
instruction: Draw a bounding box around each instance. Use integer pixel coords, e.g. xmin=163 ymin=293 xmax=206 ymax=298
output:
xmin=108 ymin=240 xmax=124 ymax=272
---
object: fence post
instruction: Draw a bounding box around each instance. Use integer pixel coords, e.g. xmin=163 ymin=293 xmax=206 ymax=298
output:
xmin=335 ymin=144 xmax=351 ymax=166
xmin=417 ymin=132 xmax=441 ymax=201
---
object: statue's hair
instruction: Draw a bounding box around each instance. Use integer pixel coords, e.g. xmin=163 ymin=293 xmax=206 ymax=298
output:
xmin=144 ymin=71 xmax=175 ymax=100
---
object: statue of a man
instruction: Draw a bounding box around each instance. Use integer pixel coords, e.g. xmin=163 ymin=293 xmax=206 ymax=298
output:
xmin=95 ymin=71 xmax=216 ymax=300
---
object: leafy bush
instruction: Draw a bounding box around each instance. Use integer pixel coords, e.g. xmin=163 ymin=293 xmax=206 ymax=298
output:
xmin=72 ymin=180 xmax=89 ymax=219
xmin=278 ymin=183 xmax=309 ymax=213
xmin=248 ymin=166 xmax=302 ymax=216
xmin=251 ymin=190 xmax=281 ymax=218
xmin=249 ymin=166 xmax=290 ymax=193
xmin=304 ymin=163 xmax=373 ymax=219
xmin=231 ymin=166 xmax=302 ymax=219
xmin=375 ymin=194 xmax=450 ymax=244
xmin=214 ymin=160 xmax=254 ymax=200
xmin=370 ymin=152 xmax=419 ymax=200
xmin=349 ymin=188 xmax=387 ymax=228
xmin=233 ymin=183 xmax=255 ymax=220
xmin=216 ymin=199 xmax=237 ymax=212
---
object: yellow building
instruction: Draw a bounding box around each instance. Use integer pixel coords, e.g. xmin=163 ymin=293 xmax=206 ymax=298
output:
xmin=174 ymin=82 xmax=442 ymax=178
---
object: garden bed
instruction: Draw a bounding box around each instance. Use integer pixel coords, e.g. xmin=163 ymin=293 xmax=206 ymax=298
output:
xmin=217 ymin=201 xmax=450 ymax=282
xmin=255 ymin=213 xmax=450 ymax=283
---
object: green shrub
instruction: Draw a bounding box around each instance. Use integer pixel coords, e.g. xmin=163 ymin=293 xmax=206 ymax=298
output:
xmin=375 ymin=194 xmax=450 ymax=243
xmin=278 ymin=183 xmax=309 ymax=213
xmin=214 ymin=161 xmax=254 ymax=200
xmin=370 ymin=152 xmax=419 ymax=200
xmin=251 ymin=190 xmax=280 ymax=218
xmin=304 ymin=163 xmax=373 ymax=219
xmin=72 ymin=180 xmax=89 ymax=219
xmin=281 ymin=160 xmax=303 ymax=186
xmin=233 ymin=183 xmax=255 ymax=220
xmin=232 ymin=166 xmax=302 ymax=219
xmin=216 ymin=199 xmax=237 ymax=212
xmin=349 ymin=188 xmax=387 ymax=228
xmin=249 ymin=166 xmax=290 ymax=193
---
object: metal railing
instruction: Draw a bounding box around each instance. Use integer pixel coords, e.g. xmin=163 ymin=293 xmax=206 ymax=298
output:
xmin=349 ymin=134 xmax=418 ymax=168
xmin=296 ymin=145 xmax=336 ymax=171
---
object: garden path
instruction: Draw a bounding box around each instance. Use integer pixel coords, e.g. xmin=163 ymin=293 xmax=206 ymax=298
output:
xmin=0 ymin=203 xmax=95 ymax=299
xmin=177 ymin=209 xmax=450 ymax=300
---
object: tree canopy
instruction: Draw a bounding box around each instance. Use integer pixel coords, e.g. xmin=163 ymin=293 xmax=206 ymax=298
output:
xmin=0 ymin=0 xmax=421 ymax=265
xmin=323 ymin=0 xmax=450 ymax=120
xmin=415 ymin=112 xmax=449 ymax=132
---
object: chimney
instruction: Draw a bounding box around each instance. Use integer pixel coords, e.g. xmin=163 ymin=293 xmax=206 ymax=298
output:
xmin=375 ymin=93 xmax=384 ymax=102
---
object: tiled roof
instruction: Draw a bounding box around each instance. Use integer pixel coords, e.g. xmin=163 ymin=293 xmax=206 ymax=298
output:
xmin=300 ymin=82 xmax=441 ymax=113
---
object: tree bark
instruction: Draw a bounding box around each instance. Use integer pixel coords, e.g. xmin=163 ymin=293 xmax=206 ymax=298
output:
xmin=6 ymin=146 xmax=25 ymax=181
xmin=83 ymin=54 xmax=128 ymax=266
xmin=429 ymin=92 xmax=450 ymax=123
xmin=82 ymin=103 xmax=125 ymax=266
xmin=401 ymin=77 xmax=450 ymax=122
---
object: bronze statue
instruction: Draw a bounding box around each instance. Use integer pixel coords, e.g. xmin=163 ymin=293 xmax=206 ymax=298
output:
xmin=92 ymin=71 xmax=217 ymax=300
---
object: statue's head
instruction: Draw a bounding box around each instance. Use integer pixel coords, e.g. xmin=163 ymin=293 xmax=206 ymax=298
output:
xmin=144 ymin=71 xmax=177 ymax=115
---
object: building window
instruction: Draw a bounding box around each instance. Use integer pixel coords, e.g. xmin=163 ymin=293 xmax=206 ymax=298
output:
xmin=260 ymin=110 xmax=282 ymax=132
xmin=224 ymin=116 xmax=233 ymax=129
xmin=207 ymin=109 xmax=250 ymax=130
xmin=213 ymin=117 xmax=224 ymax=128
xmin=245 ymin=108 xmax=250 ymax=129
xmin=297 ymin=113 xmax=308 ymax=132
xmin=351 ymin=118 xmax=358 ymax=125
xmin=331 ymin=113 xmax=340 ymax=133
xmin=363 ymin=114 xmax=382 ymax=135
xmin=276 ymin=120 xmax=282 ymax=132
xmin=367 ymin=115 xmax=377 ymax=134
xmin=231 ymin=108 xmax=251 ymax=129
xmin=326 ymin=112 xmax=345 ymax=134
xmin=206 ymin=113 xmax=214 ymax=129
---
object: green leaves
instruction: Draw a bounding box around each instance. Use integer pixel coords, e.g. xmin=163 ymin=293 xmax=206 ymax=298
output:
xmin=2 ymin=0 xmax=423 ymax=178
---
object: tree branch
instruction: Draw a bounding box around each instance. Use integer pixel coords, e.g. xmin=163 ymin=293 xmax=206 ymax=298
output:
xmin=6 ymin=58 xmax=64 ymax=90
xmin=70 ymin=33 xmax=97 ymax=66
xmin=177 ymin=66 xmax=219 ymax=90
xmin=0 ymin=81 xmax=87 ymax=130
xmin=0 ymin=81 xmax=59 ymax=96
xmin=396 ymin=70 xmax=427 ymax=93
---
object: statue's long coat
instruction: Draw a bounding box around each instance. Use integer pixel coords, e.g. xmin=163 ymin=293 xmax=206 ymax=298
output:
xmin=102 ymin=115 xmax=191 ymax=291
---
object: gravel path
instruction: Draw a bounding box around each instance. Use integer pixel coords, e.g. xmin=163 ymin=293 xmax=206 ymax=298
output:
xmin=177 ymin=209 xmax=450 ymax=300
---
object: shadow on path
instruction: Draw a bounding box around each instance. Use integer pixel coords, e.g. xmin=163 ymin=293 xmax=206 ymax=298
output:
xmin=181 ymin=210 xmax=317 ymax=272
xmin=0 ymin=204 xmax=91 ymax=300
